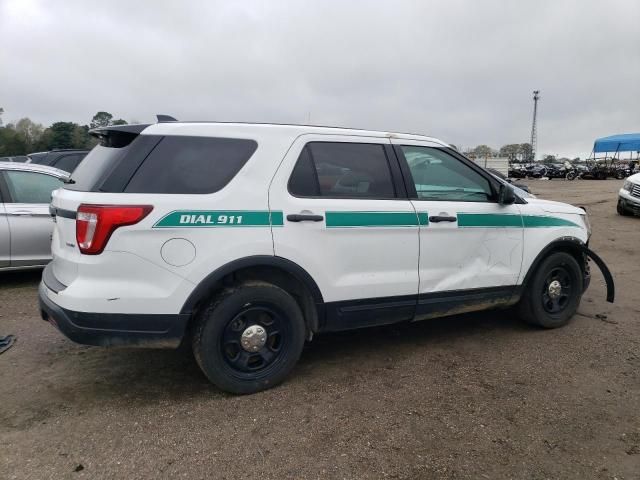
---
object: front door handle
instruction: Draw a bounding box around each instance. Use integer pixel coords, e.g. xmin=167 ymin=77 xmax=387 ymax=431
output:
xmin=429 ymin=215 xmax=457 ymax=223
xmin=286 ymin=214 xmax=324 ymax=222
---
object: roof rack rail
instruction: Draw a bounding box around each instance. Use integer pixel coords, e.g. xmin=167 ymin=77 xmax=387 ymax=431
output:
xmin=156 ymin=114 xmax=178 ymax=122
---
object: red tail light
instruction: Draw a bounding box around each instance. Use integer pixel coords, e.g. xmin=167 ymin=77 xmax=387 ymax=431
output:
xmin=76 ymin=204 xmax=153 ymax=255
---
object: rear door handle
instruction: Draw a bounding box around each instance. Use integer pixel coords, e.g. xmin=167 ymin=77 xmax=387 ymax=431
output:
xmin=286 ymin=214 xmax=324 ymax=222
xmin=7 ymin=211 xmax=35 ymax=216
xmin=429 ymin=215 xmax=457 ymax=223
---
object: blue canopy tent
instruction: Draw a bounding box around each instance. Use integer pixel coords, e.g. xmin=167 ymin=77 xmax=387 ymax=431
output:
xmin=585 ymin=133 xmax=640 ymax=179
xmin=593 ymin=133 xmax=640 ymax=154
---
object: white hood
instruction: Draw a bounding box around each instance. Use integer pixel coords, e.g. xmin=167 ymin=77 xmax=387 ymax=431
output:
xmin=526 ymin=198 xmax=585 ymax=215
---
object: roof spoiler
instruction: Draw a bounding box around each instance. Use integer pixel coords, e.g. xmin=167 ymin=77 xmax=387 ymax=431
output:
xmin=89 ymin=124 xmax=151 ymax=147
xmin=89 ymin=115 xmax=177 ymax=146
xmin=156 ymin=114 xmax=178 ymax=122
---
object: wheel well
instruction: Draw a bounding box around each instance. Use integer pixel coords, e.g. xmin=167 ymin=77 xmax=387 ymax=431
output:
xmin=186 ymin=265 xmax=320 ymax=341
xmin=523 ymin=241 xmax=587 ymax=288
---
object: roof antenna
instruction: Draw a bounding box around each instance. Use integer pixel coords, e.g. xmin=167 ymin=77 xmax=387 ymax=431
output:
xmin=156 ymin=114 xmax=178 ymax=122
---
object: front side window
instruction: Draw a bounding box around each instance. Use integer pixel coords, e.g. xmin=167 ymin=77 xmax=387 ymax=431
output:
xmin=289 ymin=142 xmax=396 ymax=198
xmin=4 ymin=171 xmax=64 ymax=203
xmin=401 ymin=146 xmax=493 ymax=202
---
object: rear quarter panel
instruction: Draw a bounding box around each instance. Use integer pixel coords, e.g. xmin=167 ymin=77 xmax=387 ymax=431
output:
xmin=50 ymin=129 xmax=295 ymax=314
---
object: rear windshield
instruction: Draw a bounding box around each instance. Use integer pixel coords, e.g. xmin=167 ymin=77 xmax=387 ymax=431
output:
xmin=65 ymin=144 xmax=133 ymax=191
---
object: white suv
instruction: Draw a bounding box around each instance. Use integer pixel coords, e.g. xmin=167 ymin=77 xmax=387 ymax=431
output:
xmin=39 ymin=120 xmax=614 ymax=394
xmin=618 ymin=173 xmax=640 ymax=216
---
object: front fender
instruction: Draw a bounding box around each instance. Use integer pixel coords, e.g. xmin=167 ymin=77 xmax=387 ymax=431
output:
xmin=521 ymin=237 xmax=614 ymax=304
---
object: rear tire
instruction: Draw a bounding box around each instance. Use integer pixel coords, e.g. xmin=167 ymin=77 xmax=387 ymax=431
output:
xmin=517 ymin=252 xmax=583 ymax=328
xmin=566 ymin=171 xmax=576 ymax=181
xmin=192 ymin=283 xmax=306 ymax=394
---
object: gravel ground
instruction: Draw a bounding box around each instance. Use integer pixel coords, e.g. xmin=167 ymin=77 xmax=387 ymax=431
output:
xmin=1 ymin=179 xmax=639 ymax=479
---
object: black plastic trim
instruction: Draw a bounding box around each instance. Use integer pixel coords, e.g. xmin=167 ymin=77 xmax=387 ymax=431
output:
xmin=384 ymin=144 xmax=408 ymax=199
xmin=322 ymin=286 xmax=518 ymax=332
xmin=582 ymin=246 xmax=615 ymax=303
xmin=180 ymin=255 xmax=325 ymax=315
xmin=42 ymin=263 xmax=67 ymax=293
xmin=51 ymin=206 xmax=76 ymax=219
xmin=323 ymin=295 xmax=416 ymax=332
xmin=0 ymin=172 xmax=10 ymax=202
xmin=39 ymin=282 xmax=189 ymax=348
xmin=415 ymin=285 xmax=516 ymax=320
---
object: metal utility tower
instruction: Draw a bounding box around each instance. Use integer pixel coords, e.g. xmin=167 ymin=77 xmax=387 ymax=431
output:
xmin=529 ymin=90 xmax=540 ymax=162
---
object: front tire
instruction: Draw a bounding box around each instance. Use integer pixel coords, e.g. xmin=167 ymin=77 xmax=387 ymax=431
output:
xmin=617 ymin=199 xmax=631 ymax=216
xmin=517 ymin=252 xmax=583 ymax=328
xmin=192 ymin=283 xmax=306 ymax=394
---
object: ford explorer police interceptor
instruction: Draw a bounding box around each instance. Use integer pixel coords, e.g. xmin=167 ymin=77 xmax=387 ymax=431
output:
xmin=39 ymin=119 xmax=614 ymax=394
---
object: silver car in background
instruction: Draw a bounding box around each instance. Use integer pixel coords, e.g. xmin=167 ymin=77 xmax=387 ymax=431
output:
xmin=0 ymin=162 xmax=68 ymax=270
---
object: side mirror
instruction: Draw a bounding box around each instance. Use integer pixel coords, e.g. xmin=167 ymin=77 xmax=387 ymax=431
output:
xmin=499 ymin=183 xmax=516 ymax=205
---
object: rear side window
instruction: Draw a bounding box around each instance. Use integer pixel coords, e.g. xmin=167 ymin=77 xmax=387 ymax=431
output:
xmin=4 ymin=171 xmax=63 ymax=203
xmin=124 ymin=136 xmax=258 ymax=194
xmin=289 ymin=142 xmax=396 ymax=198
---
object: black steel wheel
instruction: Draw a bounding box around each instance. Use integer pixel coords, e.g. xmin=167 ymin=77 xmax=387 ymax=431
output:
xmin=517 ymin=252 xmax=583 ymax=328
xmin=541 ymin=266 xmax=572 ymax=314
xmin=192 ymin=283 xmax=306 ymax=394
xmin=221 ymin=305 xmax=288 ymax=375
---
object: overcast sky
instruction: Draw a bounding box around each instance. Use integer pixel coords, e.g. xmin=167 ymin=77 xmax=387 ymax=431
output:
xmin=1 ymin=0 xmax=639 ymax=159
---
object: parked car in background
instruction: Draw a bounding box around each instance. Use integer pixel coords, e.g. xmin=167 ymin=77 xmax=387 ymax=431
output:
xmin=27 ymin=149 xmax=89 ymax=173
xmin=0 ymin=162 xmax=69 ymax=270
xmin=0 ymin=156 xmax=29 ymax=162
xmin=617 ymin=173 xmax=640 ymax=216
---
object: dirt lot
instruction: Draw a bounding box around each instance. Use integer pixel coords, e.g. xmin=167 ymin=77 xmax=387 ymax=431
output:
xmin=1 ymin=179 xmax=639 ymax=479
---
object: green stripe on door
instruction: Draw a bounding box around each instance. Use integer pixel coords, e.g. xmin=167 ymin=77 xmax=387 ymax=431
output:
xmin=457 ymin=213 xmax=580 ymax=228
xmin=457 ymin=213 xmax=523 ymax=228
xmin=154 ymin=210 xmax=283 ymax=228
xmin=325 ymin=211 xmax=423 ymax=228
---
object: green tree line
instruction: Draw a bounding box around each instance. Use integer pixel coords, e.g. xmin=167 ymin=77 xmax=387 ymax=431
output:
xmin=465 ymin=143 xmax=533 ymax=162
xmin=0 ymin=110 xmax=128 ymax=156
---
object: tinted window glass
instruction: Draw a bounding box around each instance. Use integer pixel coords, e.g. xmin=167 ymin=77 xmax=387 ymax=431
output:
xmin=401 ymin=146 xmax=492 ymax=202
xmin=124 ymin=136 xmax=258 ymax=194
xmin=288 ymin=147 xmax=320 ymax=196
xmin=66 ymin=144 xmax=132 ymax=191
xmin=4 ymin=171 xmax=63 ymax=203
xmin=289 ymin=142 xmax=395 ymax=198
xmin=53 ymin=153 xmax=86 ymax=173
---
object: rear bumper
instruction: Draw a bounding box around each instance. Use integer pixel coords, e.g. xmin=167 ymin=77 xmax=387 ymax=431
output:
xmin=39 ymin=271 xmax=190 ymax=348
